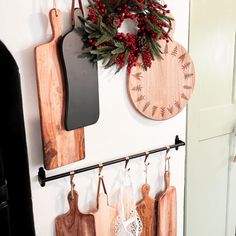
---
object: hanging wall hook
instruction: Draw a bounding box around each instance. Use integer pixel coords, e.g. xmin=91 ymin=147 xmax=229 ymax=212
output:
xmin=71 ymin=0 xmax=75 ymax=27
xmin=125 ymin=156 xmax=130 ymax=170
xmin=144 ymin=151 xmax=150 ymax=184
xmin=70 ymin=171 xmax=75 ymax=199
xmin=97 ymin=163 xmax=107 ymax=196
xmin=165 ymin=146 xmax=171 ymax=172
xmin=98 ymin=163 xmax=103 ymax=178
xmin=38 ymin=135 xmax=185 ymax=187
xmin=144 ymin=151 xmax=150 ymax=164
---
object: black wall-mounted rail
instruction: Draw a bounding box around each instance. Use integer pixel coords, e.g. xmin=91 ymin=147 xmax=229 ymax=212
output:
xmin=38 ymin=135 xmax=185 ymax=187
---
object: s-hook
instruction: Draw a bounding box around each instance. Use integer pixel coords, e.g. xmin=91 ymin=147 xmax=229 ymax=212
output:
xmin=165 ymin=146 xmax=171 ymax=172
xmin=144 ymin=151 xmax=150 ymax=184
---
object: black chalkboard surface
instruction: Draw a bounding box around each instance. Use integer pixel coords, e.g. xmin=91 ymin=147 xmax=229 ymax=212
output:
xmin=59 ymin=8 xmax=99 ymax=131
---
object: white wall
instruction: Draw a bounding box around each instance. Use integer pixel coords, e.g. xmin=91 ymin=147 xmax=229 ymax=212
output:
xmin=0 ymin=0 xmax=189 ymax=235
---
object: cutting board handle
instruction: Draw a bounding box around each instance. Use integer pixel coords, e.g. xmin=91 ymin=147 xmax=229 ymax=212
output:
xmin=68 ymin=190 xmax=79 ymax=214
xmin=74 ymin=8 xmax=83 ymax=28
xmin=71 ymin=0 xmax=83 ymax=28
xmin=141 ymin=184 xmax=151 ymax=198
xmin=49 ymin=9 xmax=62 ymax=40
xmin=164 ymin=171 xmax=170 ymax=189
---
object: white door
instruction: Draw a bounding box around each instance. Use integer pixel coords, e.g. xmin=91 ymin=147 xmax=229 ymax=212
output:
xmin=185 ymin=0 xmax=236 ymax=235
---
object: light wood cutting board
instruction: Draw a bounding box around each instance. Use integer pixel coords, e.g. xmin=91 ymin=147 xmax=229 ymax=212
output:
xmin=91 ymin=176 xmax=117 ymax=236
xmin=136 ymin=184 xmax=156 ymax=236
xmin=128 ymin=16 xmax=195 ymax=121
xmin=35 ymin=9 xmax=85 ymax=170
xmin=92 ymin=193 xmax=117 ymax=236
xmin=156 ymin=171 xmax=177 ymax=236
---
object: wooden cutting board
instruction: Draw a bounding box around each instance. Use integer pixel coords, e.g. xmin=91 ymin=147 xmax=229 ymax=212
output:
xmin=91 ymin=175 xmax=117 ymax=235
xmin=59 ymin=8 xmax=99 ymax=131
xmin=136 ymin=184 xmax=156 ymax=236
xmin=128 ymin=16 xmax=195 ymax=121
xmin=92 ymin=193 xmax=117 ymax=236
xmin=55 ymin=190 xmax=96 ymax=236
xmin=35 ymin=9 xmax=85 ymax=170
xmin=156 ymin=171 xmax=177 ymax=236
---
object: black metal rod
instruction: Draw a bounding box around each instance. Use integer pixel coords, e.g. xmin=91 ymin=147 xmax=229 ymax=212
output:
xmin=38 ymin=135 xmax=185 ymax=187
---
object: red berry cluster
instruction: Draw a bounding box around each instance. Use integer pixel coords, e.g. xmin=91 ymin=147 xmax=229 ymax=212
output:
xmin=116 ymin=32 xmax=125 ymax=41
xmin=117 ymin=4 xmax=136 ymax=20
xmin=81 ymin=0 xmax=173 ymax=73
xmin=114 ymin=53 xmax=125 ymax=68
xmin=127 ymin=52 xmax=139 ymax=74
xmin=134 ymin=1 xmax=171 ymax=42
xmin=88 ymin=0 xmax=107 ymax=21
xmin=125 ymin=34 xmax=138 ymax=50
xmin=114 ymin=32 xmax=140 ymax=72
xmin=142 ymin=47 xmax=152 ymax=68
xmin=126 ymin=34 xmax=139 ymax=72
xmin=87 ymin=38 xmax=96 ymax=46
xmin=88 ymin=8 xmax=98 ymax=24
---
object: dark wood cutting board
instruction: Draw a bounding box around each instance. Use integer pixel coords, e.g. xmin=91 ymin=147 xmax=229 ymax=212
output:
xmin=34 ymin=9 xmax=85 ymax=170
xmin=156 ymin=171 xmax=177 ymax=236
xmin=55 ymin=191 xmax=96 ymax=236
xmin=59 ymin=8 xmax=99 ymax=131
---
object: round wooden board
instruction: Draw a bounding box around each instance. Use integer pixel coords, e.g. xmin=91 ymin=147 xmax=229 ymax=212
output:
xmin=128 ymin=40 xmax=195 ymax=121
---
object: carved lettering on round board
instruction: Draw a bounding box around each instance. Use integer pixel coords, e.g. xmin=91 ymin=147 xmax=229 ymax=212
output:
xmin=127 ymin=18 xmax=195 ymax=121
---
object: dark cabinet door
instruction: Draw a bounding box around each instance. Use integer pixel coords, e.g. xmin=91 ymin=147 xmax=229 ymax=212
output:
xmin=0 ymin=148 xmax=11 ymax=236
xmin=0 ymin=41 xmax=35 ymax=236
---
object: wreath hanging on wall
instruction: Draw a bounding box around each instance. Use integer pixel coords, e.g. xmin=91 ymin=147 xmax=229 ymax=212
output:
xmin=78 ymin=0 xmax=173 ymax=73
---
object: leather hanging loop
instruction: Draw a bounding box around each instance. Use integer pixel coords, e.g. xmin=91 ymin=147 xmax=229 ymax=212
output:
xmin=78 ymin=0 xmax=84 ymax=16
xmin=70 ymin=171 xmax=75 ymax=199
xmin=96 ymin=164 xmax=108 ymax=209
xmin=71 ymin=0 xmax=75 ymax=27
xmin=97 ymin=164 xmax=107 ymax=195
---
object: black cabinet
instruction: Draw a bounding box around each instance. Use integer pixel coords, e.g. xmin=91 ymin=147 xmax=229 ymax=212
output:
xmin=0 ymin=41 xmax=35 ymax=236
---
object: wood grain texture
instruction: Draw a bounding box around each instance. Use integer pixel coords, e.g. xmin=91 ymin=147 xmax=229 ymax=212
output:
xmin=128 ymin=19 xmax=195 ymax=120
xmin=92 ymin=193 xmax=117 ymax=236
xmin=55 ymin=191 xmax=96 ymax=236
xmin=156 ymin=172 xmax=177 ymax=236
xmin=34 ymin=9 xmax=85 ymax=170
xmin=136 ymin=184 xmax=156 ymax=236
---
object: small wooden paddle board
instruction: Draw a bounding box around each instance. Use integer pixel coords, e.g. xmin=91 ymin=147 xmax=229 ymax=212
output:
xmin=156 ymin=171 xmax=177 ymax=236
xmin=55 ymin=191 xmax=96 ymax=236
xmin=136 ymin=184 xmax=156 ymax=236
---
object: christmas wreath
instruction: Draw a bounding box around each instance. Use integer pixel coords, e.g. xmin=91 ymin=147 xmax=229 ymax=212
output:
xmin=78 ymin=0 xmax=173 ymax=73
